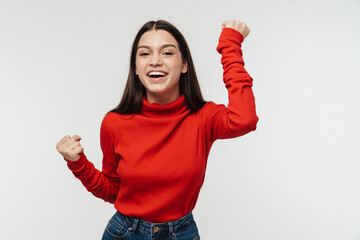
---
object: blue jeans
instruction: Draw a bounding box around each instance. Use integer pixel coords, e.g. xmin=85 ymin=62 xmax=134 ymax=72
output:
xmin=102 ymin=211 xmax=200 ymax=240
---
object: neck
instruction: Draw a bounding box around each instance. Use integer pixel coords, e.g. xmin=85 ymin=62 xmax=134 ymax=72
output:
xmin=145 ymin=91 xmax=180 ymax=105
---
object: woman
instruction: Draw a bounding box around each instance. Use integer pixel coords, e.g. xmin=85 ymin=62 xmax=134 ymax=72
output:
xmin=56 ymin=19 xmax=258 ymax=240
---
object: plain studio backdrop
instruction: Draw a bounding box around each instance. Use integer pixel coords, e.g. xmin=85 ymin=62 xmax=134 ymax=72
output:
xmin=1 ymin=0 xmax=360 ymax=239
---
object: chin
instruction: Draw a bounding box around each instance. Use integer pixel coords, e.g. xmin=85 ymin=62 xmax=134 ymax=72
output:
xmin=147 ymin=89 xmax=169 ymax=96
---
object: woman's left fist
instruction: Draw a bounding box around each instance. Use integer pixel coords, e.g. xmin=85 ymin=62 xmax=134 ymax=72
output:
xmin=222 ymin=20 xmax=250 ymax=39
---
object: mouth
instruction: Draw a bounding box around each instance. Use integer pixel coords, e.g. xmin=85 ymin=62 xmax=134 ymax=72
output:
xmin=147 ymin=71 xmax=168 ymax=80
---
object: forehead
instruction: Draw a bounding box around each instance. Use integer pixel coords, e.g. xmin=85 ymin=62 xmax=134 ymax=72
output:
xmin=138 ymin=29 xmax=179 ymax=48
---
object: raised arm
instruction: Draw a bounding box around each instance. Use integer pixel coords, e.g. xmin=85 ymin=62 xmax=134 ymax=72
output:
xmin=205 ymin=20 xmax=259 ymax=142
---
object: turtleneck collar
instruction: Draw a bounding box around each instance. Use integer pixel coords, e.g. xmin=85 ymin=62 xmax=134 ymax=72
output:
xmin=140 ymin=94 xmax=188 ymax=118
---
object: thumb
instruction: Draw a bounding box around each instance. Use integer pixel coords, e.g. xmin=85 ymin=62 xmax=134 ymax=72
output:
xmin=72 ymin=135 xmax=82 ymax=141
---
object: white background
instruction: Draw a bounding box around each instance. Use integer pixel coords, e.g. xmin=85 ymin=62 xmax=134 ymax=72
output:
xmin=1 ymin=0 xmax=360 ymax=239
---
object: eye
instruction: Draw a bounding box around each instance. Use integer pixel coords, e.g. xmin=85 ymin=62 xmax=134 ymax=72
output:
xmin=139 ymin=52 xmax=150 ymax=56
xmin=163 ymin=51 xmax=174 ymax=56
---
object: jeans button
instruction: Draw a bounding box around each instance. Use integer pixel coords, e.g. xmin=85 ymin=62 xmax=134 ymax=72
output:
xmin=154 ymin=226 xmax=159 ymax=232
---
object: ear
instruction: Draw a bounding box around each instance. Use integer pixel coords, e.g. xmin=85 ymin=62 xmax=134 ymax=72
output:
xmin=181 ymin=61 xmax=188 ymax=74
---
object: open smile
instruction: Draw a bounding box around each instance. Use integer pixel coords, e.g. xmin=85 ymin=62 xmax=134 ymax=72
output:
xmin=147 ymin=71 xmax=168 ymax=80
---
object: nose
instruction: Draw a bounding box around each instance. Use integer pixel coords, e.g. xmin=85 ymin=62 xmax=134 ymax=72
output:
xmin=150 ymin=53 xmax=162 ymax=66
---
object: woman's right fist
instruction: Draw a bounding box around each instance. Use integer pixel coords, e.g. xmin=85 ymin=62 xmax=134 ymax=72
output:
xmin=56 ymin=135 xmax=83 ymax=162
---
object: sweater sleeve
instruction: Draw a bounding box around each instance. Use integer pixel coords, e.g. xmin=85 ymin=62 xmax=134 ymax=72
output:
xmin=204 ymin=27 xmax=259 ymax=142
xmin=66 ymin=114 xmax=120 ymax=203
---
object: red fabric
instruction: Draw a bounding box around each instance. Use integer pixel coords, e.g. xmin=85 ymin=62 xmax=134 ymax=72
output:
xmin=66 ymin=28 xmax=258 ymax=223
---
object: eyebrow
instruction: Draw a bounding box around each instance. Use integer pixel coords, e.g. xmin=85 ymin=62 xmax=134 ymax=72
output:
xmin=137 ymin=44 xmax=177 ymax=50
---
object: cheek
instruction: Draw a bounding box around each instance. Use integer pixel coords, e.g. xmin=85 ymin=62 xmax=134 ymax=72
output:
xmin=174 ymin=62 xmax=185 ymax=75
xmin=135 ymin=57 xmax=144 ymax=75
xmin=135 ymin=61 xmax=141 ymax=75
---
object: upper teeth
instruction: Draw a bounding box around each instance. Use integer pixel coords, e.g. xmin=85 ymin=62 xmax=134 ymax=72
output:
xmin=149 ymin=72 xmax=166 ymax=76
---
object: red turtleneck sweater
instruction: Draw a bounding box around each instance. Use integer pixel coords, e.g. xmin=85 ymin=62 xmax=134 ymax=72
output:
xmin=66 ymin=28 xmax=258 ymax=223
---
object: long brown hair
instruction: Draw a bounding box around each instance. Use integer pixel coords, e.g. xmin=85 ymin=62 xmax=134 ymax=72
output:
xmin=110 ymin=20 xmax=206 ymax=114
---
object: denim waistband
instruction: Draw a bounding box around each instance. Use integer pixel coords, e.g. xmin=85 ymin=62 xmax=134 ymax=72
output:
xmin=115 ymin=211 xmax=194 ymax=236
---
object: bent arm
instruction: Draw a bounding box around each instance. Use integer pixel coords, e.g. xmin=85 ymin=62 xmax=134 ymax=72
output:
xmin=66 ymin=115 xmax=120 ymax=203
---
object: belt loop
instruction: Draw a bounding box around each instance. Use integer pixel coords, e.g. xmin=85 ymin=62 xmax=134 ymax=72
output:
xmin=168 ymin=221 xmax=174 ymax=238
xmin=130 ymin=218 xmax=139 ymax=233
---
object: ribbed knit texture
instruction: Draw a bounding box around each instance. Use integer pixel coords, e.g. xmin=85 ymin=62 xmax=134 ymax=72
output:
xmin=66 ymin=27 xmax=258 ymax=223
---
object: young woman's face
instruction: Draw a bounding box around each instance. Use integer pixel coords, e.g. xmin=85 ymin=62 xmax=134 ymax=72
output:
xmin=135 ymin=30 xmax=187 ymax=104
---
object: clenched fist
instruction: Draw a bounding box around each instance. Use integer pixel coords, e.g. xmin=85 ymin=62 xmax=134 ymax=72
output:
xmin=222 ymin=20 xmax=250 ymax=39
xmin=56 ymin=135 xmax=83 ymax=162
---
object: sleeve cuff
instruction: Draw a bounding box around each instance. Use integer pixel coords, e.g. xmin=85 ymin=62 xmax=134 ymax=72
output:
xmin=217 ymin=28 xmax=245 ymax=54
xmin=66 ymin=153 xmax=87 ymax=170
xmin=220 ymin=28 xmax=244 ymax=43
